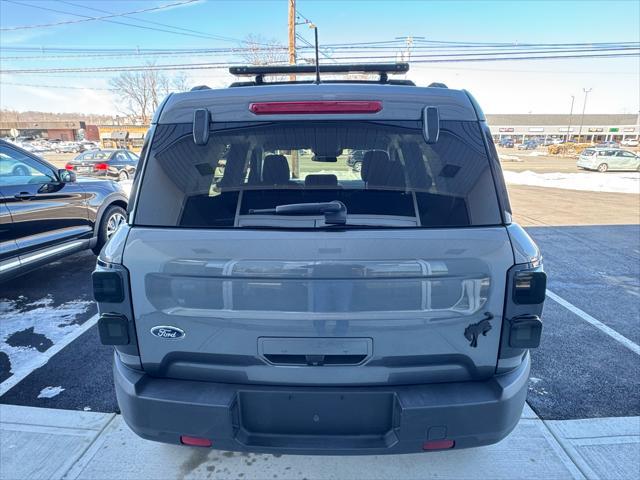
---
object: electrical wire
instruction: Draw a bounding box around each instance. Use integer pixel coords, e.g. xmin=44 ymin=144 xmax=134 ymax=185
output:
xmin=1 ymin=0 xmax=198 ymax=31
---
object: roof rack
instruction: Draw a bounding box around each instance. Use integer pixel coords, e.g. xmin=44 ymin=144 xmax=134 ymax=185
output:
xmin=229 ymin=63 xmax=409 ymax=85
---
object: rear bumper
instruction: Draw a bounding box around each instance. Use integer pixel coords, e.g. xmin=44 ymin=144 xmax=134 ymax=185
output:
xmin=114 ymin=352 xmax=530 ymax=455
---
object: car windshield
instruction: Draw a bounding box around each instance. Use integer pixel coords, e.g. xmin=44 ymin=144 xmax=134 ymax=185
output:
xmin=135 ymin=120 xmax=503 ymax=229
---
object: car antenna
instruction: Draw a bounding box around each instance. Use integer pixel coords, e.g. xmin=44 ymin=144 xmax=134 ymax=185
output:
xmin=309 ymin=23 xmax=320 ymax=84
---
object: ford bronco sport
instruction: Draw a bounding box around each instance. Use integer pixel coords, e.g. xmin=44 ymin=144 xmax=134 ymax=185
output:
xmin=93 ymin=63 xmax=546 ymax=455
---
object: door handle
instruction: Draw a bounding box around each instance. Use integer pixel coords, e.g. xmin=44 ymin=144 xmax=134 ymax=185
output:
xmin=14 ymin=192 xmax=36 ymax=200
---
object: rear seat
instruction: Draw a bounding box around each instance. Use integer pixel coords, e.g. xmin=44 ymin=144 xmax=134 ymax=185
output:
xmin=361 ymin=151 xmax=406 ymax=189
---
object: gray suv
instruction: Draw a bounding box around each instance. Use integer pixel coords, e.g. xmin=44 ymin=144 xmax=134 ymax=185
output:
xmin=93 ymin=63 xmax=545 ymax=455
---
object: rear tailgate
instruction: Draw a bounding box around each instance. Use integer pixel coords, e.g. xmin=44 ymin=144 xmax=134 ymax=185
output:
xmin=124 ymin=226 xmax=513 ymax=386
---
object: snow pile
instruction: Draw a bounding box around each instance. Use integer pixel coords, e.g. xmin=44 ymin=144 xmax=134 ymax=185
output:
xmin=0 ymin=296 xmax=92 ymax=380
xmin=500 ymin=154 xmax=522 ymax=162
xmin=527 ymin=151 xmax=546 ymax=157
xmin=38 ymin=386 xmax=65 ymax=399
xmin=504 ymin=170 xmax=640 ymax=194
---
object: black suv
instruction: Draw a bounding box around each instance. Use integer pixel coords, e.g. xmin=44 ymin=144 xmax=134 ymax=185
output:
xmin=0 ymin=140 xmax=128 ymax=280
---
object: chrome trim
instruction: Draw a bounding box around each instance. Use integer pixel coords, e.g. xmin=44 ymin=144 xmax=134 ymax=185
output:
xmin=0 ymin=240 xmax=84 ymax=273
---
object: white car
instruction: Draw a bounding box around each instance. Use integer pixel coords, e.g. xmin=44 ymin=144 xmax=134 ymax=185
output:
xmin=620 ymin=138 xmax=639 ymax=147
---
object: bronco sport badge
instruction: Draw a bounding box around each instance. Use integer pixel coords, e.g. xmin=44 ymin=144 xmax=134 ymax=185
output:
xmin=150 ymin=326 xmax=185 ymax=339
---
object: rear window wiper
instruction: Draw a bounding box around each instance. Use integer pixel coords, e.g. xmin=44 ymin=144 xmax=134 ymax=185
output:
xmin=248 ymin=200 xmax=347 ymax=225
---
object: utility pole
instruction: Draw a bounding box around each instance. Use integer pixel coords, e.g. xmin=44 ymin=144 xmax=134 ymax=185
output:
xmin=566 ymin=95 xmax=575 ymax=143
xmin=287 ymin=0 xmax=299 ymax=177
xmin=288 ymin=0 xmax=296 ymax=79
xmin=578 ymin=88 xmax=592 ymax=143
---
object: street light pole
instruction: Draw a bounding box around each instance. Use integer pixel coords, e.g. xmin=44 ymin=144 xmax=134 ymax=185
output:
xmin=578 ymin=88 xmax=592 ymax=143
xmin=566 ymin=95 xmax=575 ymax=143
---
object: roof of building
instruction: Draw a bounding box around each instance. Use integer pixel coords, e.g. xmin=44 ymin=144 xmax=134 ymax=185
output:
xmin=485 ymin=114 xmax=638 ymax=126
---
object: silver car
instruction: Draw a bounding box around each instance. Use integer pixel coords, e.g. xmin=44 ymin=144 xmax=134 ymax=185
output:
xmin=577 ymin=148 xmax=640 ymax=172
xmin=93 ymin=63 xmax=545 ymax=455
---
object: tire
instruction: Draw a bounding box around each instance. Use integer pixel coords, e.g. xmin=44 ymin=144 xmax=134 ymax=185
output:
xmin=597 ymin=163 xmax=608 ymax=172
xmin=12 ymin=165 xmax=30 ymax=176
xmin=352 ymin=161 xmax=362 ymax=173
xmin=118 ymin=170 xmax=129 ymax=181
xmin=92 ymin=205 xmax=127 ymax=255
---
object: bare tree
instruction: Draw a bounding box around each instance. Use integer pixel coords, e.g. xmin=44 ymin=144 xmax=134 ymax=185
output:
xmin=240 ymin=34 xmax=287 ymax=66
xmin=110 ymin=67 xmax=190 ymax=124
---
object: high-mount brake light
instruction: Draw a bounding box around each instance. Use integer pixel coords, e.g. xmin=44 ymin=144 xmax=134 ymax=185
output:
xmin=249 ymin=101 xmax=382 ymax=115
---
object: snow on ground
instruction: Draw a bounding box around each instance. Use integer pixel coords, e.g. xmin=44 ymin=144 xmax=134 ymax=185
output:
xmin=37 ymin=386 xmax=65 ymax=399
xmin=500 ymin=154 xmax=523 ymax=162
xmin=0 ymin=296 xmax=92 ymax=379
xmin=503 ymin=170 xmax=640 ymax=194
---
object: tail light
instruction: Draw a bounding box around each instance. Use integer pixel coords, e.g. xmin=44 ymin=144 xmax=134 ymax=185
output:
xmin=93 ymin=271 xmax=124 ymax=303
xmin=249 ymin=100 xmax=382 ymax=115
xmin=65 ymin=163 xmax=74 ymax=170
xmin=513 ymin=270 xmax=547 ymax=304
xmin=94 ymin=162 xmax=108 ymax=171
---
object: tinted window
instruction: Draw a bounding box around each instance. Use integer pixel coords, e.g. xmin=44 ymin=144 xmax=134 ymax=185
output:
xmin=0 ymin=146 xmax=55 ymax=186
xmin=135 ymin=121 xmax=502 ymax=229
xmin=114 ymin=152 xmax=128 ymax=162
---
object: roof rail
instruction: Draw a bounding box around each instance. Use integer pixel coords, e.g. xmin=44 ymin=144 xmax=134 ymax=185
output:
xmin=428 ymin=82 xmax=448 ymax=88
xmin=229 ymin=63 xmax=409 ymax=85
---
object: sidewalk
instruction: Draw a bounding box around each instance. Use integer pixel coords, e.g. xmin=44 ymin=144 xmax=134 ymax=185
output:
xmin=1 ymin=404 xmax=638 ymax=480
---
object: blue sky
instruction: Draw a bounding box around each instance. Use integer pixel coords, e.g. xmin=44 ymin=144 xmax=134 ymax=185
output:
xmin=1 ymin=0 xmax=639 ymax=115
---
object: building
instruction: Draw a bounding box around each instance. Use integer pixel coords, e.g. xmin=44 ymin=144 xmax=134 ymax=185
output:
xmin=96 ymin=124 xmax=147 ymax=151
xmin=0 ymin=120 xmax=82 ymax=141
xmin=486 ymin=114 xmax=639 ymax=143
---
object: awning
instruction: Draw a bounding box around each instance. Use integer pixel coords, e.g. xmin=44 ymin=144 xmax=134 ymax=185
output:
xmin=128 ymin=132 xmax=145 ymax=139
xmin=111 ymin=131 xmax=129 ymax=140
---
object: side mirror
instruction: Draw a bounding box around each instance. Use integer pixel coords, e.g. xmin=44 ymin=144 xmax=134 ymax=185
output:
xmin=422 ymin=106 xmax=440 ymax=144
xmin=58 ymin=169 xmax=76 ymax=183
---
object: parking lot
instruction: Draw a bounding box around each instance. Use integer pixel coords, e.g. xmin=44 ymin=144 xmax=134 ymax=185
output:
xmin=1 ymin=152 xmax=639 ymax=478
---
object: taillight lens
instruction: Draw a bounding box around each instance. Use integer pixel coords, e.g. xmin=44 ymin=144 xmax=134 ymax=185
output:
xmin=94 ymin=162 xmax=108 ymax=171
xmin=249 ymin=100 xmax=382 ymax=115
xmin=93 ymin=271 xmax=125 ymax=303
xmin=513 ymin=270 xmax=547 ymax=304
xmin=65 ymin=163 xmax=74 ymax=170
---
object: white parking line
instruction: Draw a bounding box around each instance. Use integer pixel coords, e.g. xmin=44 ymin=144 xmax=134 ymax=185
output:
xmin=0 ymin=314 xmax=99 ymax=396
xmin=546 ymin=290 xmax=640 ymax=356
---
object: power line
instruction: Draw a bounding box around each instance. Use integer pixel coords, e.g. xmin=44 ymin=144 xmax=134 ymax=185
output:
xmin=2 ymin=51 xmax=637 ymax=75
xmin=0 ymin=81 xmax=112 ymax=90
xmin=2 ymin=0 xmax=254 ymax=44
xmin=1 ymin=0 xmax=198 ymax=31
xmin=57 ymin=0 xmax=235 ymax=42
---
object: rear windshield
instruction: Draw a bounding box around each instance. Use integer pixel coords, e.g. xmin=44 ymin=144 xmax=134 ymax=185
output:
xmin=134 ymin=120 xmax=503 ymax=229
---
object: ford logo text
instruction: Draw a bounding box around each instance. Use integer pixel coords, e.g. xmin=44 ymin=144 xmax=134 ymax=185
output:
xmin=150 ymin=326 xmax=185 ymax=339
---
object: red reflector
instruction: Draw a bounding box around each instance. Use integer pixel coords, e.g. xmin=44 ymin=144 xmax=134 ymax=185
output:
xmin=65 ymin=163 xmax=74 ymax=170
xmin=180 ymin=435 xmax=212 ymax=447
xmin=94 ymin=163 xmax=108 ymax=171
xmin=423 ymin=439 xmax=455 ymax=450
xmin=249 ymin=101 xmax=382 ymax=115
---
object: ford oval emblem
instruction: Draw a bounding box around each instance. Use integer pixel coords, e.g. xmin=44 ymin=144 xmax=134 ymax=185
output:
xmin=150 ymin=326 xmax=185 ymax=340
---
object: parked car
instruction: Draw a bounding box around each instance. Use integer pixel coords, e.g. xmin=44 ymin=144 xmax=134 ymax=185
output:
xmin=79 ymin=141 xmax=100 ymax=152
xmin=498 ymin=137 xmax=514 ymax=148
xmin=54 ymin=142 xmax=81 ymax=153
xmin=93 ymin=63 xmax=546 ymax=455
xmin=0 ymin=140 xmax=128 ymax=280
xmin=621 ymin=138 xmax=639 ymax=147
xmin=594 ymin=141 xmax=620 ymax=148
xmin=577 ymin=147 xmax=640 ymax=172
xmin=517 ymin=140 xmax=538 ymax=150
xmin=346 ymin=149 xmax=365 ymax=171
xmin=65 ymin=149 xmax=139 ymax=181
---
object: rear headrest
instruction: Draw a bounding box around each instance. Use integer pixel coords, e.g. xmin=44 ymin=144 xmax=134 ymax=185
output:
xmin=361 ymin=151 xmax=406 ymax=189
xmin=262 ymin=154 xmax=290 ymax=184
xmin=304 ymin=174 xmax=338 ymax=187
